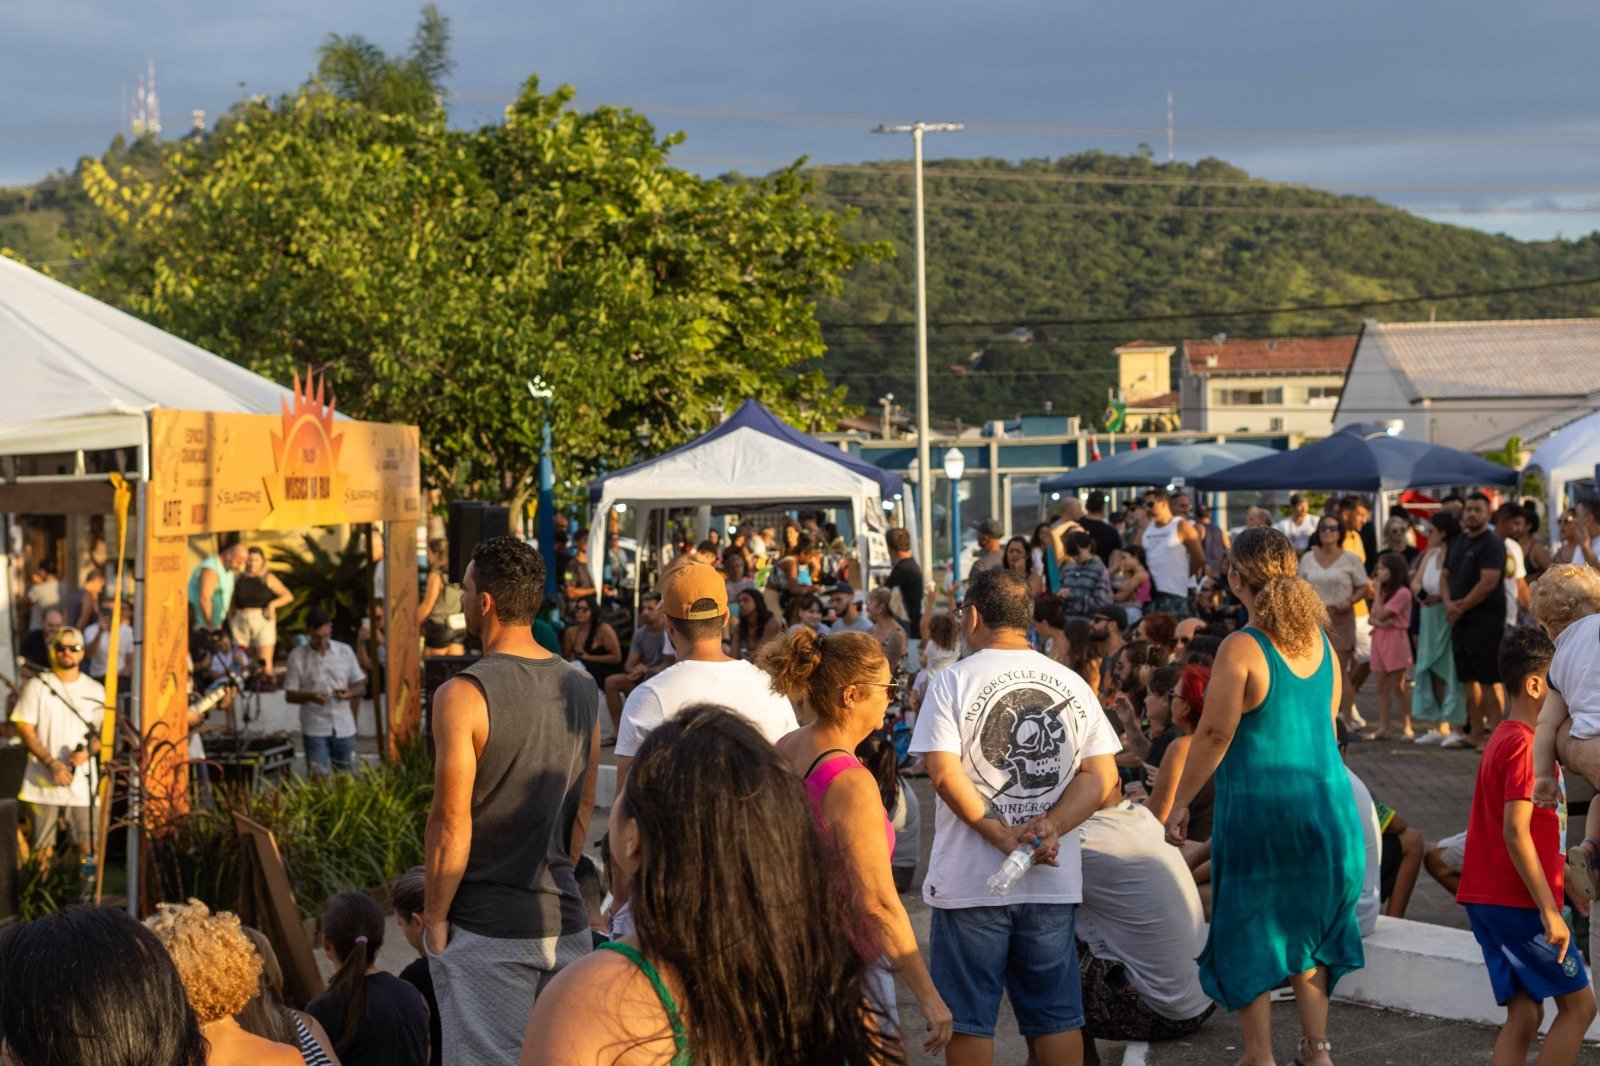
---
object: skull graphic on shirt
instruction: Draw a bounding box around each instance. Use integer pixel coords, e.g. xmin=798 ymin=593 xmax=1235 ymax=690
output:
xmin=975 ymin=685 xmax=1067 ymax=799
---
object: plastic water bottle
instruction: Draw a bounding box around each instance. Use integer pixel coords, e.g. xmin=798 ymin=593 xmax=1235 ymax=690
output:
xmin=987 ymin=837 xmax=1042 ymax=896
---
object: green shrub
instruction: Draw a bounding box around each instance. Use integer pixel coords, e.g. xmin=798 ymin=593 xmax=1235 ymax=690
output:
xmin=146 ymin=738 xmax=433 ymax=918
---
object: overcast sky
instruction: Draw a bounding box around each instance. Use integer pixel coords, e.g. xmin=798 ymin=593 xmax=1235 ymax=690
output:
xmin=9 ymin=0 xmax=1600 ymax=241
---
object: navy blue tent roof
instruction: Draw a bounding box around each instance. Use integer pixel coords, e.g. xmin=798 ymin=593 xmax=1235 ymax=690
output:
xmin=1193 ymin=422 xmax=1518 ymax=493
xmin=1040 ymin=442 xmax=1277 ymax=491
xmin=588 ymin=399 xmax=904 ymax=503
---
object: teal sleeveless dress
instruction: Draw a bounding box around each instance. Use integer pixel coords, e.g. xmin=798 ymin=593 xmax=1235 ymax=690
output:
xmin=1197 ymin=627 xmax=1365 ymax=1012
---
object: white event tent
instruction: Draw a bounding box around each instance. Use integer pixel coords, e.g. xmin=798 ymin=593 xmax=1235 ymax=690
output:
xmin=587 ymin=399 xmax=912 ymax=593
xmin=1524 ymin=409 xmax=1600 ymax=523
xmin=0 ymin=254 xmax=292 ymax=460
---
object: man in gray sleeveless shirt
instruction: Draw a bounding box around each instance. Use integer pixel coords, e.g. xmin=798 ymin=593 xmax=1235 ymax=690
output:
xmin=423 ymin=537 xmax=600 ymax=1065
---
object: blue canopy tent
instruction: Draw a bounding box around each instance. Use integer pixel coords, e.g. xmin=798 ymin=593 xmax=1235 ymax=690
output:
xmin=586 ymin=399 xmax=911 ymax=592
xmin=1191 ymin=422 xmax=1519 ymax=493
xmin=1040 ymin=442 xmax=1278 ymax=491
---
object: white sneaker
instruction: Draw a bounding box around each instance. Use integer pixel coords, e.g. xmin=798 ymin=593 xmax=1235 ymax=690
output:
xmin=1441 ymin=734 xmax=1472 ymax=749
xmin=1413 ymin=731 xmax=1445 ymax=745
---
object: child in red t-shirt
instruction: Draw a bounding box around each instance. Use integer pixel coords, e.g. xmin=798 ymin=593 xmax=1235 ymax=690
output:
xmin=1458 ymin=626 xmax=1596 ymax=1062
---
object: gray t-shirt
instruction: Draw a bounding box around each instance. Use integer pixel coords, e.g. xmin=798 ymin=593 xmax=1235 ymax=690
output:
xmin=631 ymin=623 xmax=669 ymax=667
xmin=449 ymin=653 xmax=598 ymax=940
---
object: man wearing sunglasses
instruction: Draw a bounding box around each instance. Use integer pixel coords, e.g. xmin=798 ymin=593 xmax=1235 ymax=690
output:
xmin=8 ymin=625 xmax=106 ymax=863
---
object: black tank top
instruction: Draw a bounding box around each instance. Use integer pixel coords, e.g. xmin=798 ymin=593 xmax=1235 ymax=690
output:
xmin=232 ymin=573 xmax=275 ymax=610
xmin=449 ymin=653 xmax=598 ymax=939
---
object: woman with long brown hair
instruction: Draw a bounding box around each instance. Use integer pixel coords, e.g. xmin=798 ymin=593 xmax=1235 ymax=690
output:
xmin=762 ymin=628 xmax=951 ymax=1054
xmin=1163 ymin=527 xmax=1363 ymax=1066
xmin=522 ymin=705 xmax=908 ymax=1064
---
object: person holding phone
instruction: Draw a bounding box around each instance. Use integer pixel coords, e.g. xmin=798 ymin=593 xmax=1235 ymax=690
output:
xmin=285 ymin=609 xmax=366 ymax=775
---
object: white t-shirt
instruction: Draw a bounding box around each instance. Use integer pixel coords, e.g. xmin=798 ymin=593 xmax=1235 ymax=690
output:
xmin=284 ymin=640 xmax=366 ymax=738
xmin=10 ymin=672 xmax=106 ymax=807
xmin=1503 ymin=537 xmax=1526 ymax=628
xmin=616 ymin=658 xmax=799 ymax=756
xmin=1077 ymin=803 xmax=1212 ymax=1020
xmin=82 ymin=621 xmax=134 ymax=680
xmin=1276 ymin=514 xmax=1320 ymax=552
xmin=910 ymin=646 xmax=1120 ymax=908
xmin=1550 ymin=614 xmax=1600 ymax=741
xmin=1346 ymin=768 xmax=1383 ymax=938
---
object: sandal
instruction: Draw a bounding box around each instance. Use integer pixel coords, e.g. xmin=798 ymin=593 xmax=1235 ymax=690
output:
xmin=1566 ymin=841 xmax=1599 ymax=901
xmin=1291 ymin=1035 xmax=1332 ymax=1065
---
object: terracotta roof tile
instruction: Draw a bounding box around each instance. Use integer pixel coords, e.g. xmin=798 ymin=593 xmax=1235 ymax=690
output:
xmin=1182 ymin=335 xmax=1357 ymax=376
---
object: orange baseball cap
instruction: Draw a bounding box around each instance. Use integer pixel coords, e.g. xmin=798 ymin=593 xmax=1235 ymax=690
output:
xmin=660 ymin=562 xmax=728 ymax=620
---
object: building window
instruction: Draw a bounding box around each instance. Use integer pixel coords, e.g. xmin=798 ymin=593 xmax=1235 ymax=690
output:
xmin=1212 ymin=387 xmax=1284 ymax=406
xmin=1306 ymin=385 xmax=1342 ymax=407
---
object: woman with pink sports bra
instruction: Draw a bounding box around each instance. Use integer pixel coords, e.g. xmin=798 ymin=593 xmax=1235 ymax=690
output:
xmin=760 ymin=627 xmax=954 ymax=1056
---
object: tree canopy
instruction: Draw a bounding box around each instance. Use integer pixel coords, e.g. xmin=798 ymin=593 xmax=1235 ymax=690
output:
xmin=71 ymin=19 xmax=880 ymax=506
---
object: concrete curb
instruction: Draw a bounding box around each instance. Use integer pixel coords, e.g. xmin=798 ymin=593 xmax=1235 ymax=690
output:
xmin=1336 ymin=916 xmax=1600 ymax=1040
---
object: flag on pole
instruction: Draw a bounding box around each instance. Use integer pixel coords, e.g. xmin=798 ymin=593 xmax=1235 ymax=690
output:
xmin=1088 ymin=434 xmax=1101 ymax=462
xmin=1130 ymin=438 xmax=1140 ymax=451
xmin=1102 ymin=399 xmax=1127 ymax=433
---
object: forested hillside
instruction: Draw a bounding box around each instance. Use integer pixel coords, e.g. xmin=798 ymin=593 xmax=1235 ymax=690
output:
xmin=9 ymin=144 xmax=1600 ymax=428
xmin=800 ymin=153 xmax=1600 ymax=425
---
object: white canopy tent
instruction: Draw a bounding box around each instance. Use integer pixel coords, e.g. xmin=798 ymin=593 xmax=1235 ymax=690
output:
xmin=0 ymin=255 xmax=293 ymax=458
xmin=587 ymin=400 xmax=913 ymax=593
xmin=1525 ymin=409 xmax=1600 ymax=523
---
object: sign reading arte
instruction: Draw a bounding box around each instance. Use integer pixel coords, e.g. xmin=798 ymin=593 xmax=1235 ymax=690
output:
xmin=138 ymin=371 xmax=423 ymax=818
xmin=147 ymin=370 xmax=421 ymax=535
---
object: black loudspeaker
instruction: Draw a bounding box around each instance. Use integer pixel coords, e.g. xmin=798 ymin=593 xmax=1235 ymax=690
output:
xmin=0 ymin=747 xmax=24 ymax=801
xmin=0 ymin=800 xmax=16 ymax=920
xmin=446 ymin=501 xmax=512 ymax=583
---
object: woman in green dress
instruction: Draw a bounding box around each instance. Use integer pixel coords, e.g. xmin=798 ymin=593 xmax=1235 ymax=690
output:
xmin=1164 ymin=526 xmax=1364 ymax=1066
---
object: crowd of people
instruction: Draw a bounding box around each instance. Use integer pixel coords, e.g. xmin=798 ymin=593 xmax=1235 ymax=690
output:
xmin=12 ymin=479 xmax=1600 ymax=1065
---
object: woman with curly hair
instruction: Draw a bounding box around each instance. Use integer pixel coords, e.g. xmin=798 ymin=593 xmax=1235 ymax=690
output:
xmin=144 ymin=899 xmax=305 ymax=1066
xmin=1163 ymin=527 xmax=1363 ymax=1066
xmin=522 ymin=704 xmax=907 ymax=1064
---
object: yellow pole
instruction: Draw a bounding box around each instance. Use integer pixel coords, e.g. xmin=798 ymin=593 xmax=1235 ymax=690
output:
xmin=93 ymin=472 xmax=132 ymax=903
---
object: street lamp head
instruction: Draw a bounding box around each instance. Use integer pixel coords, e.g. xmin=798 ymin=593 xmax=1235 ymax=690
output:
xmin=942 ymin=446 xmax=966 ymax=481
xmin=871 ymin=122 xmax=964 ymax=134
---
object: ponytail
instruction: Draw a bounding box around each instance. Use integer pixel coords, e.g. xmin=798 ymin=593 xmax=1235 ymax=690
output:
xmin=757 ymin=626 xmax=884 ymax=726
xmin=1251 ymin=575 xmax=1328 ymax=659
xmin=318 ymin=890 xmax=385 ymax=1057
xmin=853 ymin=729 xmax=900 ymax=812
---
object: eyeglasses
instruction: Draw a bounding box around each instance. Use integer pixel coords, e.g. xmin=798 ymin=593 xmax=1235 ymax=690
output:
xmin=1168 ymin=690 xmax=1185 ymax=701
xmin=854 ymin=681 xmax=902 ymax=702
xmin=1319 ymin=525 xmax=1340 ymax=533
xmin=52 ymin=643 xmax=83 ymax=654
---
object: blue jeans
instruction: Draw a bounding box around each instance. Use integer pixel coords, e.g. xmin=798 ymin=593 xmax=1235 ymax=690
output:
xmin=929 ymin=903 xmax=1084 ymax=1038
xmin=1150 ymin=591 xmax=1190 ymax=619
xmin=303 ymin=733 xmax=356 ymax=774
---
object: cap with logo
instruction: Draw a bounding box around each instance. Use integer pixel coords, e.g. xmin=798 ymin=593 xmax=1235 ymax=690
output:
xmin=659 ymin=562 xmax=728 ymax=620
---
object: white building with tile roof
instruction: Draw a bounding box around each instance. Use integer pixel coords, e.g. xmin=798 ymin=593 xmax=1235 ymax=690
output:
xmin=1333 ymin=318 xmax=1600 ymax=452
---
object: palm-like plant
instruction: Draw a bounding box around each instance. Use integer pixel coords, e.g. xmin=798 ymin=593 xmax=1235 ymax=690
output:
xmin=314 ymin=5 xmax=454 ymax=118
xmin=269 ymin=529 xmax=372 ymax=645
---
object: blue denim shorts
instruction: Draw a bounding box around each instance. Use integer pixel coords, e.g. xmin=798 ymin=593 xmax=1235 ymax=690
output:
xmin=929 ymin=902 xmax=1083 ymax=1038
xmin=303 ymin=733 xmax=356 ymax=774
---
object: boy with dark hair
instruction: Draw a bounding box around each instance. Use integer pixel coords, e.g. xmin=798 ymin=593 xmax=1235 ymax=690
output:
xmin=390 ymin=866 xmax=443 ymax=1066
xmin=1458 ymin=626 xmax=1596 ymax=1064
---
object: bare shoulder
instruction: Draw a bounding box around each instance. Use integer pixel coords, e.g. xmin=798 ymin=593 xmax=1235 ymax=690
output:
xmin=526 ymin=948 xmax=679 ymax=1065
xmin=231 ymin=1027 xmax=306 ymax=1065
xmin=1216 ymin=629 xmax=1266 ymax=670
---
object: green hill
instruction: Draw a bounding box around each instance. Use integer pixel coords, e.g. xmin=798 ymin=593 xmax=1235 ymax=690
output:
xmin=800 ymin=152 xmax=1600 ymax=427
xmin=10 ymin=144 xmax=1600 ymax=429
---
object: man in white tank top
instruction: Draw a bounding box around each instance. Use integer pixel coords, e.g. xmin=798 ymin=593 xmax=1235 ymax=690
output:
xmin=1139 ymin=488 xmax=1205 ymax=619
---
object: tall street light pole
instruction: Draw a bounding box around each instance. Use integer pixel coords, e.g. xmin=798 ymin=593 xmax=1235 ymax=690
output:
xmin=873 ymin=120 xmax=962 ymax=576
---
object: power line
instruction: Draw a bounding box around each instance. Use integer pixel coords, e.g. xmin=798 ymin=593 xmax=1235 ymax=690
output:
xmin=818 ymin=192 xmax=1600 ymax=217
xmin=816 ymin=276 xmax=1600 ymax=331
xmin=445 ymin=94 xmax=1600 ymax=150
xmin=806 ymin=163 xmax=1600 ymax=197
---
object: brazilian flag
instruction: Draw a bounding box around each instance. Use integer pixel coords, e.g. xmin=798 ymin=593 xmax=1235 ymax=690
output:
xmin=1102 ymin=399 xmax=1127 ymax=433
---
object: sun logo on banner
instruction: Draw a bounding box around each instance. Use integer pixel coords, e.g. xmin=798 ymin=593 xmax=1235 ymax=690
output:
xmin=261 ymin=367 xmax=348 ymax=528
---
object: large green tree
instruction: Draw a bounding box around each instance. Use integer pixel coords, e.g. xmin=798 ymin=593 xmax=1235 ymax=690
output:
xmin=78 ymin=71 xmax=879 ymax=505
